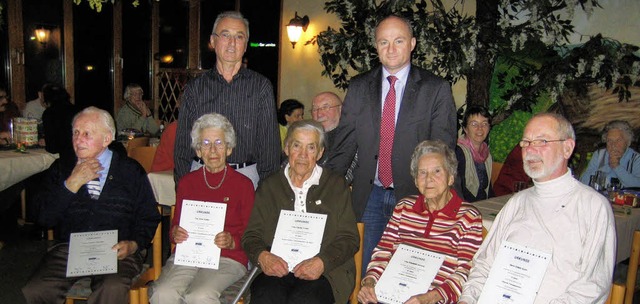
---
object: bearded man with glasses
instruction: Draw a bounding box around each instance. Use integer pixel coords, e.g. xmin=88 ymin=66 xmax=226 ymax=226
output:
xmin=459 ymin=113 xmax=616 ymax=304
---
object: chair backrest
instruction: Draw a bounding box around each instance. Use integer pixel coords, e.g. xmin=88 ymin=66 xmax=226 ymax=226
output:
xmin=130 ymin=146 xmax=157 ymax=173
xmin=350 ymin=222 xmax=365 ymax=304
xmin=624 ymin=230 xmax=640 ymax=303
xmin=491 ymin=162 xmax=503 ymax=186
xmin=129 ymin=205 xmax=163 ymax=304
xmin=127 ymin=137 xmax=150 ymax=156
xmin=606 ymin=283 xmax=626 ymax=304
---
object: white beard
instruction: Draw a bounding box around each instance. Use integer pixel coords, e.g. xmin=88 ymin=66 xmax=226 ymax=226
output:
xmin=523 ymin=154 xmax=564 ymax=180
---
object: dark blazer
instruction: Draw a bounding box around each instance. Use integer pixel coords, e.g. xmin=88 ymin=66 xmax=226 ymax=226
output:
xmin=36 ymin=150 xmax=161 ymax=249
xmin=326 ymin=65 xmax=457 ymax=220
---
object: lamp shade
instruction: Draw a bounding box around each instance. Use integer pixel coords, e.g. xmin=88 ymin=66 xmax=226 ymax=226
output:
xmin=35 ymin=27 xmax=50 ymax=44
xmin=286 ymin=12 xmax=309 ymax=49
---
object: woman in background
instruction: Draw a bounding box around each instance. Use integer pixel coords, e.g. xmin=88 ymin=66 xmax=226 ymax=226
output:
xmin=456 ymin=105 xmax=494 ymax=202
xmin=276 ymin=99 xmax=304 ymax=149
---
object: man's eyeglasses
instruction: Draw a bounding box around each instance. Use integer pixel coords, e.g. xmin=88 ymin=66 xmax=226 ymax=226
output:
xmin=213 ymin=32 xmax=246 ymax=43
xmin=0 ymin=94 xmax=8 ymax=100
xmin=199 ymin=139 xmax=227 ymax=151
xmin=310 ymin=104 xmax=341 ymax=113
xmin=519 ymin=139 xmax=566 ymax=148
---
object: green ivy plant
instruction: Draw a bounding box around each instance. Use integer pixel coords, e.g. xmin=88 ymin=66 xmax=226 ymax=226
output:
xmin=73 ymin=0 xmax=139 ymax=12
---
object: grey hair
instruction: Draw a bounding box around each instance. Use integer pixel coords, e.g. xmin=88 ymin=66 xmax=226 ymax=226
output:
xmin=212 ymin=11 xmax=250 ymax=39
xmin=123 ymin=83 xmax=142 ymax=102
xmin=602 ymin=120 xmax=634 ymax=146
xmin=284 ymin=120 xmax=325 ymax=150
xmin=530 ymin=112 xmax=576 ymax=141
xmin=73 ymin=106 xmax=116 ymax=141
xmin=410 ymin=140 xmax=457 ymax=180
xmin=190 ymin=113 xmax=237 ymax=150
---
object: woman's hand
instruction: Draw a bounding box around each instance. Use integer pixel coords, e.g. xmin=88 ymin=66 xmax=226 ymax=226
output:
xmin=357 ymin=278 xmax=378 ymax=304
xmin=214 ymin=231 xmax=235 ymax=249
xmin=404 ymin=290 xmax=443 ymax=304
xmin=171 ymin=225 xmax=189 ymax=244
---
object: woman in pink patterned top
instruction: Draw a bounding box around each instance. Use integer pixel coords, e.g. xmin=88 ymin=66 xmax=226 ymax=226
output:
xmin=358 ymin=140 xmax=483 ymax=304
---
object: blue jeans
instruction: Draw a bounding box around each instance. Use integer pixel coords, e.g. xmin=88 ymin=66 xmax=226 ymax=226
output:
xmin=360 ymin=185 xmax=397 ymax=277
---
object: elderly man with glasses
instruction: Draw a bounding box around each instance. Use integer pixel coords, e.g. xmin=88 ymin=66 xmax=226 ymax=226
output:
xmin=459 ymin=113 xmax=616 ymax=304
xmin=174 ymin=11 xmax=280 ymax=189
xmin=580 ymin=120 xmax=640 ymax=188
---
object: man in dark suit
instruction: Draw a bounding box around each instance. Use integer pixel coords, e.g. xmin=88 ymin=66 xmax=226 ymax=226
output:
xmin=325 ymin=15 xmax=457 ymax=276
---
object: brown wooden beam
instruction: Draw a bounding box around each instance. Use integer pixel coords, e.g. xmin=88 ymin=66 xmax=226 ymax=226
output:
xmin=63 ymin=0 xmax=75 ymax=103
xmin=113 ymin=0 xmax=123 ymax=114
xmin=188 ymin=0 xmax=200 ymax=69
xmin=7 ymin=0 xmax=25 ymax=109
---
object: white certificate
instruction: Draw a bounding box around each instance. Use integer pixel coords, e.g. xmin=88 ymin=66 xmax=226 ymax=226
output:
xmin=375 ymin=244 xmax=445 ymax=304
xmin=174 ymin=200 xmax=227 ymax=269
xmin=66 ymin=229 xmax=118 ymax=277
xmin=478 ymin=241 xmax=551 ymax=304
xmin=271 ymin=210 xmax=327 ymax=272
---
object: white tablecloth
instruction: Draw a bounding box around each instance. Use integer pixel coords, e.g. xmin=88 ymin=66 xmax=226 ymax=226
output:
xmin=475 ymin=194 xmax=640 ymax=264
xmin=148 ymin=170 xmax=176 ymax=206
xmin=0 ymin=149 xmax=58 ymax=192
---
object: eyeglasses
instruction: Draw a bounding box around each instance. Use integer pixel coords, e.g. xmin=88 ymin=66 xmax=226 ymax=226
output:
xmin=0 ymin=94 xmax=8 ymax=99
xmin=213 ymin=32 xmax=246 ymax=43
xmin=199 ymin=139 xmax=227 ymax=151
xmin=310 ymin=104 xmax=341 ymax=113
xmin=519 ymin=139 xmax=566 ymax=148
xmin=468 ymin=121 xmax=490 ymax=129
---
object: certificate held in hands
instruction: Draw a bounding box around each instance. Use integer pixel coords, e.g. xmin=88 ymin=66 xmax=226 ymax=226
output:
xmin=66 ymin=230 xmax=118 ymax=277
xmin=375 ymin=244 xmax=445 ymax=304
xmin=175 ymin=200 xmax=227 ymax=269
xmin=477 ymin=241 xmax=551 ymax=304
xmin=271 ymin=210 xmax=327 ymax=272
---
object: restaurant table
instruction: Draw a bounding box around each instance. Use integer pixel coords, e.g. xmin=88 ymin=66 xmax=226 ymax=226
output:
xmin=475 ymin=194 xmax=640 ymax=264
xmin=148 ymin=170 xmax=176 ymax=206
xmin=0 ymin=148 xmax=58 ymax=192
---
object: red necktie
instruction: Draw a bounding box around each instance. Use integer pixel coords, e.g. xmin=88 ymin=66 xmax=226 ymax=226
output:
xmin=378 ymin=76 xmax=397 ymax=188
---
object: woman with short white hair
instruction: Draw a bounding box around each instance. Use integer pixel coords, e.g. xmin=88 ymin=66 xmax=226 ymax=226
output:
xmin=151 ymin=113 xmax=254 ymax=304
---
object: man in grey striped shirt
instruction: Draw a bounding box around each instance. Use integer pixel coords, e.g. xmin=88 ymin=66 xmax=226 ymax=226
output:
xmin=174 ymin=11 xmax=280 ymax=188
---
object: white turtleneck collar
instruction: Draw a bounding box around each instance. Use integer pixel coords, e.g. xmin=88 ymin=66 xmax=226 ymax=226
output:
xmin=531 ymin=169 xmax=577 ymax=199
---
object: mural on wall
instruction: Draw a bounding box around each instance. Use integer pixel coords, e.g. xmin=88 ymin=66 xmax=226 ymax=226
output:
xmin=309 ymin=0 xmax=640 ymax=167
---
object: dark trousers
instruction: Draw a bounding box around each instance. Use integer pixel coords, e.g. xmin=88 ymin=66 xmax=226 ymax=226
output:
xmin=250 ymin=272 xmax=335 ymax=304
xmin=22 ymin=243 xmax=143 ymax=304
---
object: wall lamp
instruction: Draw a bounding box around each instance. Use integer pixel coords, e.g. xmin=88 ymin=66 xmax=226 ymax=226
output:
xmin=34 ymin=26 xmax=51 ymax=45
xmin=286 ymin=12 xmax=309 ymax=49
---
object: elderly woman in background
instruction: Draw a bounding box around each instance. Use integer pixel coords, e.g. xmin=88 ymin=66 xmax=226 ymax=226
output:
xmin=116 ymin=83 xmax=159 ymax=134
xmin=276 ymin=99 xmax=304 ymax=148
xmin=358 ymin=140 xmax=483 ymax=304
xmin=0 ymin=86 xmax=20 ymax=145
xmin=242 ymin=120 xmax=359 ymax=304
xmin=150 ymin=113 xmax=254 ymax=304
xmin=456 ymin=105 xmax=494 ymax=202
xmin=580 ymin=120 xmax=640 ymax=188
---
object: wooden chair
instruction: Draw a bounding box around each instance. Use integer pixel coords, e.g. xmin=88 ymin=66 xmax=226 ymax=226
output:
xmin=129 ymin=146 xmax=157 ymax=173
xmin=491 ymin=162 xmax=503 ymax=186
xmin=350 ymin=222 xmax=365 ymax=304
xmin=482 ymin=226 xmax=488 ymax=240
xmin=126 ymin=137 xmax=150 ymax=156
xmin=624 ymin=230 xmax=640 ymax=303
xmin=606 ymin=283 xmax=626 ymax=304
xmin=63 ymin=205 xmax=163 ymax=304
